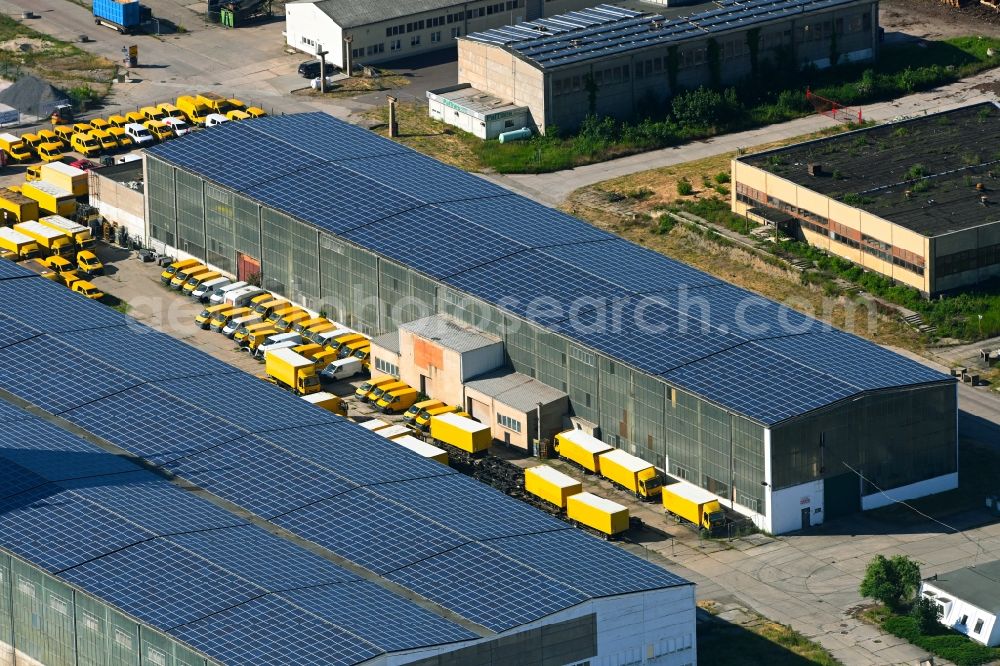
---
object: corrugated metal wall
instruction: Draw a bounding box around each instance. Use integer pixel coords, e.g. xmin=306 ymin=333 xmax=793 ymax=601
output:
xmin=0 ymin=551 xmax=215 ymax=666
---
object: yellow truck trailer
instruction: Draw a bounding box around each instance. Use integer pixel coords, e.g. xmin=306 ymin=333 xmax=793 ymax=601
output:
xmin=0 ymin=227 xmax=40 ymax=259
xmin=394 ymin=435 xmax=449 ymax=465
xmin=38 ymin=215 xmax=94 ymax=249
xmin=430 ymin=412 xmax=491 ymax=454
xmin=597 ymin=448 xmax=665 ymax=500
xmin=299 ymin=391 xmax=347 ymax=416
xmin=524 ymin=465 xmax=583 ymax=509
xmin=0 ymin=187 xmax=40 ymax=223
xmin=39 ymin=162 xmax=88 ymax=198
xmin=20 ymin=181 xmax=76 ymax=217
xmin=554 ymin=429 xmax=612 ymax=473
xmin=13 ymin=220 xmax=74 ymax=257
xmin=567 ymin=492 xmax=630 ymax=538
xmin=662 ymin=483 xmax=726 ymax=535
xmin=265 ymin=347 xmax=321 ymax=395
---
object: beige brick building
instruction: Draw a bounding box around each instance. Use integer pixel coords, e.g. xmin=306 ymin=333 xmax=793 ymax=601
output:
xmin=731 ymin=102 xmax=1000 ymax=295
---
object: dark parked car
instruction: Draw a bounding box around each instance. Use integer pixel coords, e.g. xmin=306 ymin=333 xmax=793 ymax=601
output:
xmin=298 ymin=60 xmax=321 ymax=78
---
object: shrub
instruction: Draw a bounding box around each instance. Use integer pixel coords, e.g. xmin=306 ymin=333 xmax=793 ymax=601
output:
xmin=676 ymin=178 xmax=694 ymax=196
xmin=671 ymin=86 xmax=739 ymax=128
xmin=714 ymin=171 xmax=731 ymax=184
xmin=912 ymin=597 xmax=941 ymax=635
xmin=860 ymin=555 xmax=922 ymax=610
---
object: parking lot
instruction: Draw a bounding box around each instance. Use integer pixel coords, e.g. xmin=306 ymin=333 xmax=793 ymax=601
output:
xmin=87 ymin=244 xmax=1000 ymax=666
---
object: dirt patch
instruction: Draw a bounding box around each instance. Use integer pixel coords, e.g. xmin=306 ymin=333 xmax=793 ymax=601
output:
xmin=881 ymin=0 xmax=1000 ymax=38
xmin=0 ymin=37 xmax=54 ymax=52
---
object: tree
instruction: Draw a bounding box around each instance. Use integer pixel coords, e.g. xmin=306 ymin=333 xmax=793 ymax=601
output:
xmin=859 ymin=555 xmax=923 ymax=610
xmin=912 ymin=596 xmax=941 ymax=634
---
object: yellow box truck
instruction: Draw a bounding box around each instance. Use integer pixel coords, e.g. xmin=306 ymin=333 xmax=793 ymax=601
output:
xmin=567 ymin=492 xmax=630 ymax=538
xmin=0 ymin=227 xmax=40 ymax=259
xmin=376 ymin=424 xmax=412 ymax=440
xmin=430 ymin=412 xmax=491 ymax=454
xmin=300 ymin=391 xmax=347 ymax=416
xmin=554 ymin=429 xmax=612 ymax=473
xmin=525 ymin=465 xmax=583 ymax=509
xmin=394 ymin=435 xmax=448 ymax=464
xmin=0 ymin=187 xmax=40 ymax=223
xmin=662 ymin=483 xmax=726 ymax=535
xmin=265 ymin=347 xmax=321 ymax=395
xmin=0 ymin=133 xmax=32 ymax=162
xmin=38 ymin=215 xmax=94 ymax=249
xmin=13 ymin=220 xmax=74 ymax=257
xmin=20 ymin=181 xmax=77 ymax=217
xmin=40 ymin=162 xmax=88 ymax=198
xmin=597 ymin=449 xmax=664 ymax=500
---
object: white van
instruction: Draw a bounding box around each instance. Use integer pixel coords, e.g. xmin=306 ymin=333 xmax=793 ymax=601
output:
xmin=222 ymin=314 xmax=260 ymax=338
xmin=124 ymin=123 xmax=154 ymax=145
xmin=319 ymin=357 xmax=363 ymax=382
xmin=192 ymin=276 xmax=230 ymax=302
xmin=205 ymin=114 xmax=229 ymax=128
xmin=254 ymin=332 xmax=302 ymax=358
xmin=210 ymin=280 xmax=248 ymax=304
xmin=224 ymin=286 xmax=266 ymax=308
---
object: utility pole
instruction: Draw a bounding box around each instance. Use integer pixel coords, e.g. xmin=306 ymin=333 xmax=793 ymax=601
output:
xmin=316 ymin=45 xmax=329 ymax=94
xmin=343 ymin=36 xmax=353 ymax=79
xmin=387 ymin=95 xmax=398 ymax=138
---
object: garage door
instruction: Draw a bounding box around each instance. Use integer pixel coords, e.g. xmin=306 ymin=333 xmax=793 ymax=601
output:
xmin=824 ymin=472 xmax=861 ymax=521
xmin=469 ymin=399 xmax=489 ymax=423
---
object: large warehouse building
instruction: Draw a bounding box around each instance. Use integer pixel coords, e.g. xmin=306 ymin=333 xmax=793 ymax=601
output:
xmin=732 ymin=102 xmax=1000 ymax=295
xmin=451 ymin=0 xmax=879 ymax=133
xmin=142 ymin=113 xmax=956 ymax=535
xmin=0 ymin=261 xmax=695 ymax=666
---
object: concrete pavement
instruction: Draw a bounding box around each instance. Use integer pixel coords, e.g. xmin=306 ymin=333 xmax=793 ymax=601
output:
xmin=483 ymin=69 xmax=1000 ymax=206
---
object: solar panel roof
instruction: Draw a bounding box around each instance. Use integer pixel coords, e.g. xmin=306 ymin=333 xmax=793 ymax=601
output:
xmin=147 ymin=112 xmax=951 ymax=425
xmin=0 ymin=395 xmax=481 ymax=663
xmin=465 ymin=0 xmax=859 ymax=69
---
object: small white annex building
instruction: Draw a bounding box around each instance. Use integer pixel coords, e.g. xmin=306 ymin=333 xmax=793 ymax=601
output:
xmin=428 ymin=83 xmax=529 ymax=139
xmin=919 ymin=560 xmax=1000 ymax=647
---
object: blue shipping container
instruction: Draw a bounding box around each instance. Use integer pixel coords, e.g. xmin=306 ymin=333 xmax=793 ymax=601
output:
xmin=93 ymin=0 xmax=141 ymax=28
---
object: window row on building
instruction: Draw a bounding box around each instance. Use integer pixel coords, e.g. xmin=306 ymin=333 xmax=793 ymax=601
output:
xmin=937 ymin=241 xmax=1000 ymax=277
xmin=735 ymin=184 xmax=926 ymax=275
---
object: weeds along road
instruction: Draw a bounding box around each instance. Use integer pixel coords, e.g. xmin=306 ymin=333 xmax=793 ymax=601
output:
xmin=482 ymin=68 xmax=1000 ymax=206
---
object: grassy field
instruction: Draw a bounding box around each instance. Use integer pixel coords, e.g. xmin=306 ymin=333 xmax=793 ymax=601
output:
xmin=0 ymin=15 xmax=117 ymax=109
xmin=296 ymin=70 xmax=410 ymax=98
xmin=698 ymin=602 xmax=840 ymax=666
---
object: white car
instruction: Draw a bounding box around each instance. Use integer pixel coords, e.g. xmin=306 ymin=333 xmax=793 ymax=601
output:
xmin=204 ymin=114 xmax=229 ymax=128
xmin=124 ymin=122 xmax=153 ymax=145
xmin=163 ymin=117 xmax=191 ymax=135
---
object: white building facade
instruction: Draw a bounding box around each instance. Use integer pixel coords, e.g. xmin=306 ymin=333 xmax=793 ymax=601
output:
xmin=919 ymin=562 xmax=1000 ymax=647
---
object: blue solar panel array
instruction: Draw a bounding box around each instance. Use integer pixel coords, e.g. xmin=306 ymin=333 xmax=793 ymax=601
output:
xmin=0 ymin=395 xmax=480 ymax=664
xmin=466 ymin=0 xmax=859 ymax=69
xmin=148 ymin=112 xmax=952 ymax=425
xmin=0 ymin=274 xmax=693 ymax=660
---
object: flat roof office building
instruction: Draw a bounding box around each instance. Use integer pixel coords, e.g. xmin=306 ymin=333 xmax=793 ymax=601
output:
xmin=144 ymin=113 xmax=956 ymax=536
xmin=457 ymin=0 xmax=879 ymax=133
xmin=732 ymin=102 xmax=1000 ymax=295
